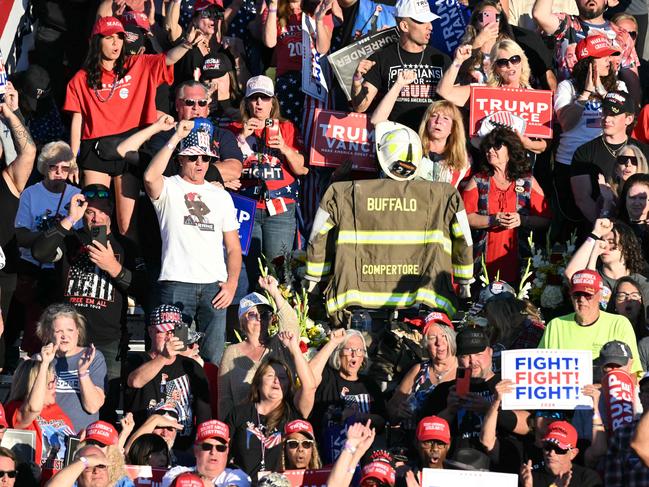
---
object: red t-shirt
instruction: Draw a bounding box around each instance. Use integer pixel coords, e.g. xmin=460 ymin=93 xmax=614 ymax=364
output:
xmin=463 ymin=175 xmax=552 ymax=283
xmin=228 ymin=120 xmax=304 ymax=210
xmin=632 ymin=104 xmax=649 ymax=144
xmin=5 ymin=399 xmax=75 ymax=482
xmin=63 ymin=53 xmax=173 ymax=140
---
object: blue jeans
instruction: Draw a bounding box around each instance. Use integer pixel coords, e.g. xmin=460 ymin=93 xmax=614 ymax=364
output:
xmin=244 ymin=203 xmax=296 ymax=291
xmin=158 ymin=281 xmax=226 ymax=364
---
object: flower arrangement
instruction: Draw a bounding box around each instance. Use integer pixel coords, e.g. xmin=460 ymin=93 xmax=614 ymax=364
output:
xmin=520 ymin=232 xmax=576 ymax=310
xmin=258 ymin=252 xmax=329 ymax=358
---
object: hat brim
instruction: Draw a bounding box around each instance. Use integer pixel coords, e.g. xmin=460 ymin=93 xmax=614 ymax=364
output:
xmin=238 ymin=303 xmax=273 ymax=319
xmin=591 ymin=47 xmax=621 ymax=58
xmin=442 ymin=458 xmax=489 ymax=471
xmin=598 ymin=355 xmax=629 ymax=367
xmin=417 ymin=433 xmax=450 ymax=444
xmin=177 ymin=147 xmax=218 ymax=157
xmin=85 ymin=434 xmax=114 ymax=446
xmin=410 ymin=12 xmax=441 ymax=22
xmin=285 ymin=429 xmax=315 ymax=440
xmin=569 ymin=285 xmax=597 ymax=295
xmin=543 ymin=438 xmax=571 ymax=450
xmin=96 ymin=27 xmax=126 ymax=37
xmin=245 ymin=88 xmax=274 ymax=98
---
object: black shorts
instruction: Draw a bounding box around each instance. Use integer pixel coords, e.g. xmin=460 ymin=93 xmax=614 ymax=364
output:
xmin=78 ymin=128 xmax=141 ymax=177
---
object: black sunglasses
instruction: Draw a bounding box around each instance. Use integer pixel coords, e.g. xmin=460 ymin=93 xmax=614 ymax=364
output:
xmin=543 ymin=444 xmax=570 ymax=455
xmin=486 ymin=141 xmax=504 ymax=151
xmin=617 ymin=155 xmax=638 ymax=166
xmin=82 ymin=189 xmax=110 ymax=199
xmin=183 ymin=98 xmax=209 ymax=107
xmin=247 ymin=93 xmax=273 ymax=102
xmin=184 ymin=154 xmax=215 ymax=163
xmin=494 ymin=55 xmax=522 ymax=68
xmin=0 ymin=471 xmax=17 ymax=479
xmin=629 ymin=31 xmax=638 ymax=40
xmin=286 ymin=439 xmax=314 ymax=449
xmin=200 ymin=442 xmax=228 ymax=452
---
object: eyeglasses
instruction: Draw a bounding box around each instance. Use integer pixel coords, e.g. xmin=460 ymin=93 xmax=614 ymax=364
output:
xmin=543 ymin=444 xmax=570 ymax=455
xmin=341 ymin=347 xmax=365 ymax=356
xmin=286 ymin=439 xmax=314 ymax=449
xmin=615 ymin=291 xmax=642 ymax=301
xmin=247 ymin=93 xmax=273 ymax=102
xmin=183 ymin=154 xmax=215 ymax=163
xmin=0 ymin=471 xmax=17 ymax=479
xmin=617 ymin=155 xmax=638 ymax=166
xmin=82 ymin=189 xmax=110 ymax=199
xmin=48 ymin=164 xmax=71 ymax=173
xmin=200 ymin=442 xmax=228 ymax=453
xmin=571 ymin=291 xmax=597 ymax=300
xmin=486 ymin=141 xmax=504 ymax=152
xmin=182 ymin=98 xmax=209 ymax=107
xmin=494 ymin=55 xmax=522 ymax=68
xmin=246 ymin=310 xmax=274 ymax=320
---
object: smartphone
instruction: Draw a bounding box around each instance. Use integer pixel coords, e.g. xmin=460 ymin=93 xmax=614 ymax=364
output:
xmin=264 ymin=118 xmax=280 ymax=145
xmin=456 ymin=367 xmax=471 ymax=398
xmin=480 ymin=11 xmax=497 ymax=25
xmin=174 ymin=325 xmax=188 ymax=352
xmin=90 ymin=225 xmax=108 ymax=247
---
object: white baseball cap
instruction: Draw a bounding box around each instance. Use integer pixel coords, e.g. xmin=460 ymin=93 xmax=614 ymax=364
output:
xmin=238 ymin=292 xmax=273 ymax=318
xmin=375 ymin=121 xmax=423 ymax=181
xmin=245 ymin=75 xmax=275 ymax=98
xmin=395 ymin=0 xmax=440 ymax=22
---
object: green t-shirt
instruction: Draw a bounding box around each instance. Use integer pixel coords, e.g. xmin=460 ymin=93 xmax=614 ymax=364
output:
xmin=539 ymin=311 xmax=642 ymax=376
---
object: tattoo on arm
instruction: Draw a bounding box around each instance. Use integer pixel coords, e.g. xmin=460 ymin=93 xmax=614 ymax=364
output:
xmin=8 ymin=119 xmax=35 ymax=154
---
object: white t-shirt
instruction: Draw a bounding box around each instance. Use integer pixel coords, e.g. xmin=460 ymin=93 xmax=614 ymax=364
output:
xmin=161 ymin=465 xmax=251 ymax=487
xmin=14 ymin=182 xmax=81 ymax=267
xmin=554 ymin=79 xmax=627 ymax=165
xmin=152 ymin=175 xmax=239 ymax=283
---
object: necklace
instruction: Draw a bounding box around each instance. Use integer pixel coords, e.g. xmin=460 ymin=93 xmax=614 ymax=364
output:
xmin=602 ymin=136 xmax=627 ymax=158
xmin=94 ymin=71 xmax=119 ymax=103
xmin=397 ymin=44 xmax=425 ymax=70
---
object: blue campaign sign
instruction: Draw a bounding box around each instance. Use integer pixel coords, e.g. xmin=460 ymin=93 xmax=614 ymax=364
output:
xmin=231 ymin=193 xmax=256 ymax=256
xmin=429 ymin=0 xmax=471 ymax=56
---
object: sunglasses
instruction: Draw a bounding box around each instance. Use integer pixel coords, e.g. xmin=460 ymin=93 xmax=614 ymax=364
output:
xmin=82 ymin=189 xmax=110 ymax=199
xmin=247 ymin=93 xmax=273 ymax=102
xmin=184 ymin=155 xmax=215 ymax=163
xmin=84 ymin=465 xmax=107 ymax=472
xmin=629 ymin=31 xmax=638 ymax=40
xmin=494 ymin=55 xmax=522 ymax=68
xmin=200 ymin=442 xmax=228 ymax=452
xmin=182 ymin=98 xmax=209 ymax=107
xmin=0 ymin=471 xmax=17 ymax=479
xmin=286 ymin=439 xmax=314 ymax=449
xmin=543 ymin=444 xmax=570 ymax=455
xmin=48 ymin=164 xmax=71 ymax=173
xmin=486 ymin=141 xmax=504 ymax=151
xmin=617 ymin=155 xmax=638 ymax=166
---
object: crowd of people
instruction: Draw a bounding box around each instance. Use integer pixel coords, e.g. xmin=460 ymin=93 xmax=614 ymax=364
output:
xmin=1 ymin=0 xmax=649 ymax=484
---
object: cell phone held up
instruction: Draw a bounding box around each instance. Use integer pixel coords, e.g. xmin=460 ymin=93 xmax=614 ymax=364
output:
xmin=174 ymin=324 xmax=189 ymax=352
xmin=264 ymin=118 xmax=280 ymax=145
xmin=90 ymin=225 xmax=108 ymax=247
xmin=456 ymin=367 xmax=471 ymax=398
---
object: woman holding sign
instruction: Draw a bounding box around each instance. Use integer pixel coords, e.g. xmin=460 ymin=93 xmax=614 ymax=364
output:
xmin=462 ymin=127 xmax=551 ymax=284
xmin=437 ymin=40 xmax=547 ymax=155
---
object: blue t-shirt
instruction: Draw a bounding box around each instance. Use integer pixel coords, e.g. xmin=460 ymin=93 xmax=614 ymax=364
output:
xmin=55 ymin=349 xmax=107 ymax=431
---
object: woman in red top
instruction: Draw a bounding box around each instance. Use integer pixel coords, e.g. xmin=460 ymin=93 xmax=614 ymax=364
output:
xmin=462 ymin=127 xmax=551 ymax=284
xmin=228 ymin=76 xmax=307 ymax=281
xmin=5 ymin=343 xmax=74 ymax=482
xmin=64 ymin=16 xmax=200 ymax=238
xmin=262 ymin=0 xmax=334 ymax=126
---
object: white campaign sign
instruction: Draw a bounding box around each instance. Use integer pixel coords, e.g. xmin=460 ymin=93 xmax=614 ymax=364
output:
xmin=501 ymin=349 xmax=593 ymax=410
xmin=301 ymin=14 xmax=328 ymax=102
xmin=421 ymin=468 xmax=518 ymax=486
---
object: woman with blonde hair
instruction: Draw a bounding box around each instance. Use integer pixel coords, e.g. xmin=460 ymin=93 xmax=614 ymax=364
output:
xmin=608 ymin=144 xmax=649 ymax=197
xmin=5 ymin=347 xmax=74 ymax=482
xmin=36 ymin=303 xmax=107 ymax=431
xmin=438 ymin=40 xmax=546 ymax=154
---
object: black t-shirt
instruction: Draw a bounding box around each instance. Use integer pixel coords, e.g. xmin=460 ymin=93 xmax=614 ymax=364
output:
xmin=0 ymin=172 xmax=20 ymax=275
xmin=421 ymin=375 xmax=517 ymax=451
xmin=226 ymin=401 xmax=301 ymax=480
xmin=364 ymin=43 xmax=451 ymax=130
xmin=512 ymin=26 xmax=552 ymax=90
xmin=571 ymin=137 xmax=649 ymax=200
xmin=174 ymin=37 xmax=237 ymax=87
xmin=532 ymin=463 xmax=602 ymax=486
xmin=124 ymin=353 xmax=211 ymax=449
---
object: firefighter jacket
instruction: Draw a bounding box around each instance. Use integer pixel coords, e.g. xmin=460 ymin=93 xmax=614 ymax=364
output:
xmin=305 ymin=180 xmax=473 ymax=318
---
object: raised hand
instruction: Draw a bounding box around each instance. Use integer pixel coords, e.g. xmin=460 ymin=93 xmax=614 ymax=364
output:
xmin=78 ymin=344 xmax=96 ymax=375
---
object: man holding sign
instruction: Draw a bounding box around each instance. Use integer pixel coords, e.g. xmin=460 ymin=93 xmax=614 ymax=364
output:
xmin=539 ymin=270 xmax=642 ymax=377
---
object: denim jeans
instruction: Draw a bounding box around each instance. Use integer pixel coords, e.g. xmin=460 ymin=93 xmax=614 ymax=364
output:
xmin=244 ymin=203 xmax=296 ymax=291
xmin=159 ymin=281 xmax=227 ymax=364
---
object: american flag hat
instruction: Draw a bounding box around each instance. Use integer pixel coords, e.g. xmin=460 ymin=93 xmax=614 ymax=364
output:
xmin=149 ymin=304 xmax=184 ymax=332
xmin=178 ymin=117 xmax=218 ymax=157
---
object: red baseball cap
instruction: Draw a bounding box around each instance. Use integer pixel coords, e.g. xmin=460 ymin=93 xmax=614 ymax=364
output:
xmin=194 ymin=0 xmax=224 ymax=12
xmin=423 ymin=311 xmax=453 ymax=335
xmin=416 ymin=416 xmax=451 ymax=444
xmin=570 ymin=269 xmax=602 ymax=296
xmin=0 ymin=403 xmax=8 ymax=428
xmin=543 ymin=421 xmax=578 ymax=450
xmin=360 ymin=461 xmax=396 ymax=486
xmin=119 ymin=11 xmax=150 ymax=32
xmin=85 ymin=420 xmax=119 ymax=446
xmin=173 ymin=472 xmax=203 ymax=487
xmin=284 ymin=419 xmax=314 ymax=439
xmin=195 ymin=420 xmax=230 ymax=444
xmin=92 ymin=16 xmax=126 ymax=37
xmin=576 ymin=34 xmax=620 ymax=61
